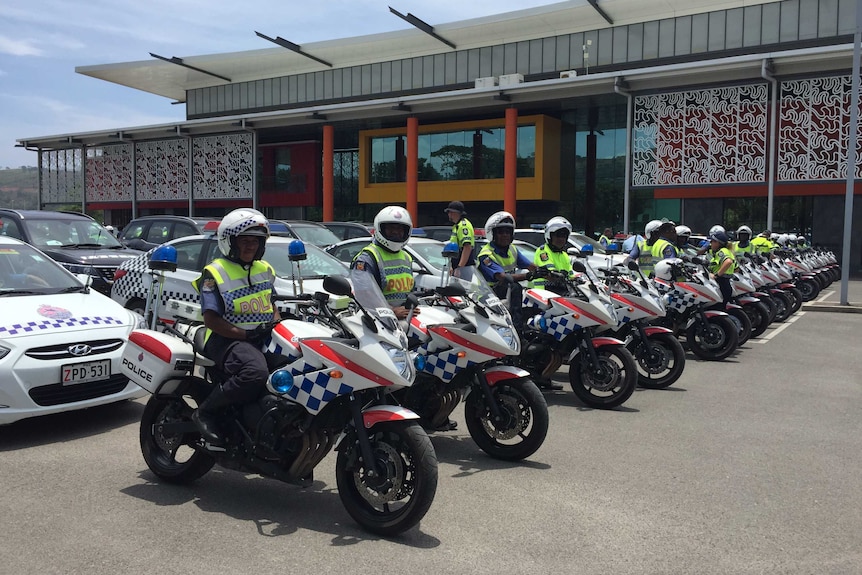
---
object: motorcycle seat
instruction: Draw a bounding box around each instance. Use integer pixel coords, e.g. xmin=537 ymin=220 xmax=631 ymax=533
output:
xmin=192 ymin=326 xmax=216 ymax=368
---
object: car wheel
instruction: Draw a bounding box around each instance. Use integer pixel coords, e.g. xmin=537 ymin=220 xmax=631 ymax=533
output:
xmin=126 ymin=297 xmax=147 ymax=316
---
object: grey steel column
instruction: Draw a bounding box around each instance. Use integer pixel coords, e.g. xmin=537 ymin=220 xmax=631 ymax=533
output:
xmin=841 ymin=0 xmax=862 ymax=305
xmin=762 ymin=60 xmax=778 ymax=232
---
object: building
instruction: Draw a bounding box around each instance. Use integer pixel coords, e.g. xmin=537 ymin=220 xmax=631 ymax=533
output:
xmin=16 ymin=0 xmax=862 ymax=269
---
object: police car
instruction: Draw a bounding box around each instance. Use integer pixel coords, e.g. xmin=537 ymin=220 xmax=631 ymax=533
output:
xmin=110 ymin=234 xmax=349 ymax=323
xmin=0 ymin=237 xmax=147 ymax=425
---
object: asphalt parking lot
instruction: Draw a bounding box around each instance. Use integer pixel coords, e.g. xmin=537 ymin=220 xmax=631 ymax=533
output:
xmin=2 ymin=287 xmax=861 ymax=575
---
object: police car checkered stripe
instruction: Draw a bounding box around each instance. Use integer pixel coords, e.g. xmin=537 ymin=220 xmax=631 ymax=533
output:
xmin=0 ymin=316 xmax=125 ymax=336
xmin=284 ymin=369 xmax=354 ymax=414
xmin=112 ymin=250 xmax=203 ymax=313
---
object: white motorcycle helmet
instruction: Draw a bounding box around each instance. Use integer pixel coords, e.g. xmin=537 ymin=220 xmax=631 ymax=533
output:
xmin=373 ymin=205 xmax=413 ymax=253
xmin=675 ymin=225 xmax=691 ymax=238
xmin=654 ymin=258 xmax=684 ymax=281
xmin=777 ymin=233 xmax=790 ymax=246
xmin=217 ymin=208 xmax=270 ymax=262
xmin=644 ymin=219 xmax=663 ymax=241
xmin=544 ymin=216 xmax=572 ymax=249
xmin=709 ymin=224 xmax=726 ymax=236
xmin=485 ymin=210 xmax=516 ymax=243
xmin=737 ymin=225 xmax=752 ymax=238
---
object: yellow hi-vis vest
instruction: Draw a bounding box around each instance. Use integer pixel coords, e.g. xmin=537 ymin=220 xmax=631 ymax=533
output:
xmin=359 ymin=244 xmax=414 ymax=305
xmin=530 ymin=244 xmax=572 ymax=289
xmin=637 ymin=238 xmax=656 ymax=275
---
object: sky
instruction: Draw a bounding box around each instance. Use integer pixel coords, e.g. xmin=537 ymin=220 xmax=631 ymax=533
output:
xmin=0 ymin=0 xmax=558 ymax=169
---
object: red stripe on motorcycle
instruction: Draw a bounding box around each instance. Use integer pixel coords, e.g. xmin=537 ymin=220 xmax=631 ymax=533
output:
xmin=555 ymin=298 xmax=609 ymax=325
xmin=303 ymin=340 xmax=397 ymax=386
xmin=129 ymin=330 xmax=173 ymax=364
xmin=675 ymin=282 xmax=718 ymax=302
xmin=591 ymin=336 xmax=625 ymax=348
xmin=362 ymin=406 xmax=420 ymax=428
xmin=611 ymin=293 xmax=660 ymax=317
xmin=410 ymin=316 xmax=427 ymax=334
xmin=642 ymin=326 xmax=674 ymax=336
xmin=484 ymin=366 xmax=530 ymax=385
xmin=428 ymin=326 xmax=506 ymax=358
xmin=274 ymin=322 xmax=298 ymax=343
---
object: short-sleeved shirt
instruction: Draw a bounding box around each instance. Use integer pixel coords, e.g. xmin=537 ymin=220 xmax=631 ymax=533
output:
xmin=477 ymin=242 xmax=532 ymax=284
xmin=449 ymin=217 xmax=475 ymax=268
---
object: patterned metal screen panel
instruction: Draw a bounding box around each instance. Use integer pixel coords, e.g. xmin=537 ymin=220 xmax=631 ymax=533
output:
xmin=85 ymin=144 xmax=133 ymax=202
xmin=778 ymin=76 xmax=862 ymax=181
xmin=40 ymin=149 xmax=83 ymax=205
xmin=633 ymin=84 xmax=767 ymax=187
xmin=135 ymin=139 xmax=190 ymax=201
xmin=192 ymin=133 xmax=253 ymax=199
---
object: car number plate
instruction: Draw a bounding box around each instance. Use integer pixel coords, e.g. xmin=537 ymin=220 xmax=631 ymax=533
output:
xmin=62 ymin=359 xmax=111 ymax=385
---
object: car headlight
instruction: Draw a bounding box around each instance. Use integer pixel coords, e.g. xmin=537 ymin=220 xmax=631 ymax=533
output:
xmin=61 ymin=263 xmax=95 ymax=275
xmin=381 ymin=343 xmax=412 ymax=380
xmin=0 ymin=345 xmax=10 ymax=360
xmin=493 ymin=325 xmax=518 ymax=351
xmin=130 ymin=310 xmax=147 ymax=329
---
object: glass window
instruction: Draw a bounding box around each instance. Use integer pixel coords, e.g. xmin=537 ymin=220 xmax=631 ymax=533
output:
xmin=529 ymin=39 xmax=543 ymax=73
xmin=781 ymin=0 xmax=800 ymax=41
xmin=597 ymin=28 xmax=613 ymax=66
xmin=839 ymin=0 xmax=856 ymax=34
xmin=799 ymin=0 xmax=819 ymax=40
xmin=504 ymin=43 xmax=518 ymax=75
xmin=643 ymin=22 xmax=659 ymax=60
xmin=361 ymin=64 xmax=372 ymax=95
xmin=390 ymin=60 xmax=401 ymax=91
xmin=480 ymin=46 xmax=493 ymax=77
xmin=613 ymin=26 xmax=629 ymax=64
xmin=818 ymin=0 xmax=839 ymax=37
xmin=658 ymin=19 xmax=675 ymax=58
xmin=468 ymin=48 xmax=481 ymax=80
xmin=433 ymin=54 xmax=445 ymax=86
xmin=445 ymin=52 xmax=457 ymax=84
xmin=174 ymin=223 xmax=198 ymax=240
xmin=174 ymin=240 xmax=205 ymax=271
xmin=762 ymin=3 xmax=781 ymax=44
xmin=323 ymin=70 xmax=333 ymax=99
xmin=628 ymin=24 xmax=643 ymax=62
xmin=692 ymin=14 xmax=709 ymax=53
xmin=675 ymin=16 xmax=692 ymax=56
xmin=371 ymin=63 xmax=381 ymax=94
xmin=555 ymin=35 xmax=571 ymax=70
xmin=456 ymin=51 xmax=469 ymax=83
xmin=708 ymin=11 xmax=726 ymax=51
xmin=0 ymin=216 xmax=23 ymax=240
xmin=517 ymin=125 xmax=536 ymax=178
xmin=743 ymin=5 xmax=762 ymax=46
xmin=727 ymin=8 xmax=744 ymax=48
xmin=120 ymin=222 xmax=146 ymax=242
xmin=517 ymin=41 xmax=530 ymax=73
xmin=543 ymin=37 xmax=556 ymax=72
xmin=145 ymin=222 xmax=172 ymax=244
xmin=381 ymin=62 xmax=391 ymax=92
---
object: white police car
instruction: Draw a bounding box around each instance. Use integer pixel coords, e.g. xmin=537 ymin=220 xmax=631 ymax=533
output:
xmin=110 ymin=234 xmax=349 ymax=324
xmin=0 ymin=237 xmax=147 ymax=425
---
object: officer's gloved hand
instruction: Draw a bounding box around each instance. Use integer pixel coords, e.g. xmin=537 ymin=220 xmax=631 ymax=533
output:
xmin=245 ymin=321 xmax=276 ymax=345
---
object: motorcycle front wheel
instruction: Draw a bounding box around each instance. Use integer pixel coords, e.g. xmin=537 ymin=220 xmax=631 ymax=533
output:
xmin=726 ymin=307 xmax=753 ymax=345
xmin=464 ymin=378 xmax=549 ymax=461
xmin=770 ymin=291 xmax=794 ymax=322
xmin=743 ymin=300 xmax=771 ymax=338
xmin=685 ymin=315 xmax=739 ymax=360
xmin=631 ymin=332 xmax=686 ymax=389
xmin=336 ymin=422 xmax=438 ymax=537
xmin=797 ymin=278 xmax=820 ymax=302
xmin=569 ymin=346 xmax=638 ymax=409
xmin=140 ymin=396 xmax=215 ymax=484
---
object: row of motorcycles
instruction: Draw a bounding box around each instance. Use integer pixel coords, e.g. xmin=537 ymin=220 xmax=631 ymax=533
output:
xmin=118 ymin=240 xmax=839 ymax=536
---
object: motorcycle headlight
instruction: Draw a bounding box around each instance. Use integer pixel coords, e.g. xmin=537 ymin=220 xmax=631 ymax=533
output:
xmin=493 ymin=325 xmax=519 ymax=351
xmin=382 ymin=343 xmax=412 ymax=380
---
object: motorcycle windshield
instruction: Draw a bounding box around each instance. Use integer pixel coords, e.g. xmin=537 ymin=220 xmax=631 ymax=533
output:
xmin=349 ymin=268 xmax=400 ymax=333
xmin=452 ymin=265 xmax=506 ymax=313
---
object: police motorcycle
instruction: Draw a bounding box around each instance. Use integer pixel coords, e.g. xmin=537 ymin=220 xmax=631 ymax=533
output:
xmin=397 ymin=259 xmax=549 ymax=462
xmin=121 ymin=243 xmax=438 ymax=536
xmin=650 ymin=257 xmax=739 ymax=361
xmin=594 ymin=261 xmax=687 ymax=389
xmin=735 ymin=255 xmax=795 ymax=326
xmin=774 ymin=239 xmax=823 ymax=302
xmin=753 ymin=254 xmax=804 ymax=316
xmin=514 ymin=256 xmax=638 ymax=409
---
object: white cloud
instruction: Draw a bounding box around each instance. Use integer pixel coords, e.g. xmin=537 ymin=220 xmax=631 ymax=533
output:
xmin=0 ymin=35 xmax=43 ymax=56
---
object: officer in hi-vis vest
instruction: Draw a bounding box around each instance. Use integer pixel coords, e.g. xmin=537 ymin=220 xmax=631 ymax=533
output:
xmin=191 ymin=208 xmax=281 ymax=444
xmin=351 ymin=206 xmax=417 ymax=320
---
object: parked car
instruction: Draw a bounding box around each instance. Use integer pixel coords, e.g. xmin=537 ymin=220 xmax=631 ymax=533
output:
xmin=513 ymin=228 xmax=626 ymax=270
xmin=111 ymin=235 xmax=349 ymax=322
xmin=0 ymin=209 xmax=143 ymax=296
xmin=119 ymin=215 xmax=221 ymax=251
xmin=0 ymin=236 xmax=147 ymax=425
xmin=270 ymin=220 xmax=341 ymax=248
xmin=418 ymin=225 xmax=485 ymax=242
xmin=321 ymin=221 xmax=372 ymax=241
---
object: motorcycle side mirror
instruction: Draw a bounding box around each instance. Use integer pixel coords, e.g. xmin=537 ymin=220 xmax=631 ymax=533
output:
xmin=323 ymin=275 xmax=352 ymax=296
xmin=404 ymin=292 xmax=420 ymax=309
xmin=572 ymin=261 xmax=587 ymax=273
xmin=690 ymin=256 xmax=704 ymax=265
xmin=566 ymin=247 xmax=581 ymax=256
xmin=627 ymin=261 xmax=640 ymax=271
xmin=435 ymin=283 xmax=467 ymax=297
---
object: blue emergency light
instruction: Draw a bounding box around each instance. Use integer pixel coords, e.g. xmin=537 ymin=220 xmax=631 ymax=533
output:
xmin=148 ymin=245 xmax=178 ymax=272
xmin=288 ymin=240 xmax=307 ymax=261
xmin=442 ymin=241 xmax=459 ymax=259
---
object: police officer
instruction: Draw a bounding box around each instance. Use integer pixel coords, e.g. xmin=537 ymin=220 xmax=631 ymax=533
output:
xmin=191 ymin=208 xmax=281 ymax=444
xmin=351 ymin=205 xmax=416 ymax=319
xmin=649 ymin=221 xmax=678 ymax=262
xmin=444 ymin=201 xmax=475 ymax=276
xmin=750 ymin=230 xmax=775 ymax=257
xmin=531 ymin=216 xmax=574 ymax=295
xmin=598 ymin=227 xmax=613 ymax=249
xmin=733 ymin=225 xmax=754 ymax=257
xmin=708 ymin=230 xmax=736 ymax=306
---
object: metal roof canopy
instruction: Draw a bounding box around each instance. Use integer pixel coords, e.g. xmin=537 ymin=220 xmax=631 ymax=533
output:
xmin=20 ymin=43 xmax=853 ymax=151
xmin=74 ymin=0 xmax=780 ymax=102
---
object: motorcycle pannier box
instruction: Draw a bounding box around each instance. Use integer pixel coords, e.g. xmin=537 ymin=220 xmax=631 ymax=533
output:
xmin=122 ymin=329 xmax=196 ymax=394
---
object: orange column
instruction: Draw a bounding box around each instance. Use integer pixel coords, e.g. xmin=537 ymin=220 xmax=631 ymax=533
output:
xmin=406 ymin=116 xmax=419 ymax=225
xmin=504 ymin=107 xmax=518 ymax=220
xmin=322 ymin=124 xmax=334 ymax=221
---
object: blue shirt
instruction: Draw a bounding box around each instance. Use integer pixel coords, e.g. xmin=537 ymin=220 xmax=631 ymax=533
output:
xmin=477 ymin=242 xmax=532 ymax=282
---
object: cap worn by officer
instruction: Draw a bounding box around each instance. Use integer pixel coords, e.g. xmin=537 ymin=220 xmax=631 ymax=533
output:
xmin=444 ymin=201 xmax=465 ymax=215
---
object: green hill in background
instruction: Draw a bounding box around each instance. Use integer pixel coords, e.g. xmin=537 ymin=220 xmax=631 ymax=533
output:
xmin=0 ymin=167 xmax=38 ymax=209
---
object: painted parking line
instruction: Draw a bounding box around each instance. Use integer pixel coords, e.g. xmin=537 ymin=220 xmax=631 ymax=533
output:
xmin=749 ymin=311 xmax=805 ymax=344
xmin=816 ymin=290 xmax=835 ymax=303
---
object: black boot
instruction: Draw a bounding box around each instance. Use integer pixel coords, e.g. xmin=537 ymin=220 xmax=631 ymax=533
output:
xmin=192 ymin=385 xmax=232 ymax=444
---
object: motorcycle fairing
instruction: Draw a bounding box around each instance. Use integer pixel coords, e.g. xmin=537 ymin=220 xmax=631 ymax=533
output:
xmin=361 ymin=405 xmax=421 ymax=428
xmin=642 ymin=326 xmax=674 ymax=336
xmin=483 ymin=365 xmax=531 ymax=385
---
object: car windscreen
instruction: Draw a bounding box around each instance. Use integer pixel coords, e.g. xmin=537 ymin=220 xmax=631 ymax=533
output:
xmin=23 ymin=218 xmax=124 ymax=249
xmin=406 ymin=241 xmax=448 ymax=270
xmin=0 ymin=243 xmax=83 ymax=293
xmin=265 ymin=243 xmax=348 ymax=279
xmin=288 ymin=224 xmax=341 ymax=247
xmin=570 ymin=234 xmax=608 ymax=255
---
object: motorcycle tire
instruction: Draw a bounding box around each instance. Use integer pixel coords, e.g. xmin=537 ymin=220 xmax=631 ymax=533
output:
xmin=756 ymin=294 xmax=777 ymax=324
xmin=770 ymin=291 xmax=794 ymax=322
xmin=726 ymin=307 xmax=753 ymax=346
xmin=140 ymin=396 xmax=215 ymax=484
xmin=743 ymin=300 xmax=771 ymax=338
xmin=784 ymin=286 xmax=803 ymax=314
xmin=631 ymin=332 xmax=686 ymax=389
xmin=336 ymin=422 xmax=438 ymax=537
xmin=797 ymin=278 xmax=820 ymax=302
xmin=464 ymin=378 xmax=549 ymax=461
xmin=569 ymin=346 xmax=638 ymax=409
xmin=685 ymin=315 xmax=739 ymax=361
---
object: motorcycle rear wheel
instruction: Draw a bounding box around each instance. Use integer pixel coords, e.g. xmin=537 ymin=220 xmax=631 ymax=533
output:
xmin=569 ymin=346 xmax=637 ymax=409
xmin=336 ymin=422 xmax=438 ymax=536
xmin=140 ymin=396 xmax=215 ymax=484
xmin=464 ymin=378 xmax=549 ymax=461
xmin=685 ymin=315 xmax=738 ymax=361
xmin=632 ymin=332 xmax=686 ymax=389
